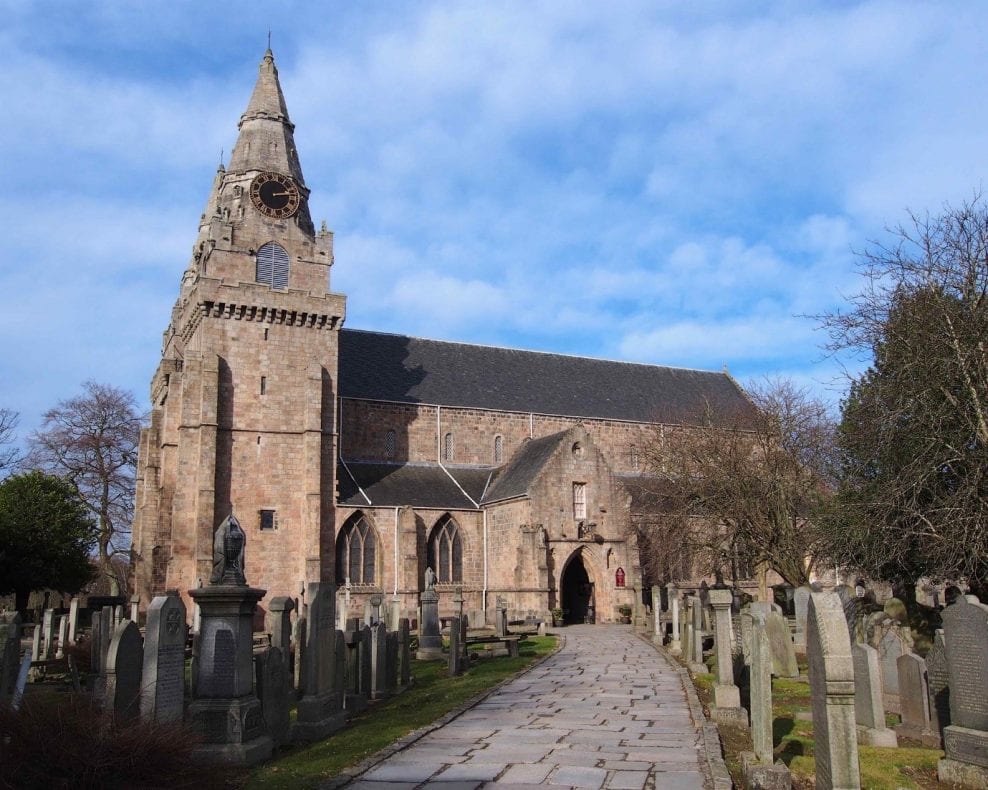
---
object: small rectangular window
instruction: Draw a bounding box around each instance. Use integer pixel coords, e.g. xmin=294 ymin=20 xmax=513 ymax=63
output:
xmin=260 ymin=376 xmax=267 ymax=395
xmin=573 ymin=483 xmax=587 ymax=520
xmin=259 ymin=509 xmax=277 ymax=531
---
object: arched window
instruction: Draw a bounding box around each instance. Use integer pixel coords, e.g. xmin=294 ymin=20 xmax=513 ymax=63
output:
xmin=336 ymin=513 xmax=377 ymax=586
xmin=384 ymin=429 xmax=396 ymax=459
xmin=256 ymin=242 xmax=289 ymax=289
xmin=493 ymin=435 xmax=504 ymax=465
xmin=443 ymin=432 xmax=454 ymax=462
xmin=427 ymin=514 xmax=462 ymax=583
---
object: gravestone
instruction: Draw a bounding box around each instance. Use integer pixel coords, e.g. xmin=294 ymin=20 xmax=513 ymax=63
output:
xmin=925 ymin=629 xmax=949 ymax=745
xmin=67 ymin=597 xmax=79 ymax=643
xmin=398 ymin=618 xmax=410 ymax=688
xmin=370 ymin=622 xmax=389 ymax=700
xmin=682 ymin=598 xmax=694 ymax=664
xmin=0 ymin=612 xmax=22 ymax=705
xmin=99 ymin=605 xmax=113 ymax=668
xmin=877 ymin=626 xmax=908 ymax=714
xmin=938 ymin=595 xmax=988 ymax=787
xmin=807 ymin=591 xmax=860 ymax=790
xmin=417 ymin=585 xmax=443 ymax=660
xmin=104 ymin=620 xmax=144 ymax=722
xmin=669 ymin=590 xmax=681 ymax=655
xmin=652 ymin=585 xmax=662 ymax=644
xmin=448 ymin=616 xmax=463 ymax=677
xmin=793 ymin=586 xmax=811 ymax=652
xmin=343 ymin=617 xmax=366 ymax=712
xmin=140 ymin=593 xmax=188 ymax=725
xmin=690 ymin=593 xmax=705 ymax=673
xmin=369 ymin=593 xmax=383 ymax=625
xmin=90 ymin=610 xmax=103 ymax=675
xmin=765 ymin=611 xmax=799 ymax=678
xmin=41 ymin=609 xmax=55 ymax=660
xmin=186 ymin=515 xmax=272 ymax=766
xmin=709 ymin=589 xmax=745 ymax=724
xmin=292 ymin=615 xmax=306 ymax=697
xmin=294 ymin=582 xmax=346 ymax=740
xmin=896 ymin=652 xmax=938 ymax=746
xmin=56 ymin=615 xmax=68 ymax=659
xmin=495 ymin=597 xmax=508 ymax=638
xmin=751 ymin=614 xmax=774 ymax=763
xmin=852 ymin=643 xmax=896 ymax=747
xmin=386 ymin=631 xmax=398 ymax=692
xmin=359 ymin=624 xmax=372 ymax=699
xmin=31 ymin=625 xmax=41 ymax=662
xmin=255 ymin=647 xmax=290 ymax=748
xmin=835 ymin=585 xmax=861 ymax=641
xmin=363 ymin=600 xmax=373 ymax=626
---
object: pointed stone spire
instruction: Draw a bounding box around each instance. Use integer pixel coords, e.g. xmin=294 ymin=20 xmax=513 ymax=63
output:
xmin=228 ymin=49 xmax=305 ymax=184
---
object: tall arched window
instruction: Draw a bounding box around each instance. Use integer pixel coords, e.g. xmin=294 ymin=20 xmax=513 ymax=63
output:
xmin=427 ymin=514 xmax=462 ymax=583
xmin=336 ymin=513 xmax=377 ymax=586
xmin=256 ymin=242 xmax=289 ymax=289
xmin=494 ymin=434 xmax=504 ymax=465
xmin=443 ymin=432 xmax=454 ymax=462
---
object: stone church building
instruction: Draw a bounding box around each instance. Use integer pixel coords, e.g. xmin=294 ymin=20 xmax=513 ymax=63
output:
xmin=130 ymin=50 xmax=755 ymax=626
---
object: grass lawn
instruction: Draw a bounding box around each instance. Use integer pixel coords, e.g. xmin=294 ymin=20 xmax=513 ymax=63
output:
xmin=687 ymin=656 xmax=946 ymax=789
xmin=242 ymin=635 xmax=558 ymax=790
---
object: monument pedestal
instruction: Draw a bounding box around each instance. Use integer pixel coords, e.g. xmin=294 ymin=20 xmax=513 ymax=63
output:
xmin=187 ymin=584 xmax=272 ymax=767
xmin=712 ymin=683 xmax=748 ymax=726
xmin=939 ymin=726 xmax=988 ymax=787
xmin=292 ymin=692 xmax=347 ymax=740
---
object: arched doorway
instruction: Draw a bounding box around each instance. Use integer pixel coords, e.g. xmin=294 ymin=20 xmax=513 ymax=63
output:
xmin=561 ymin=552 xmax=596 ymax=624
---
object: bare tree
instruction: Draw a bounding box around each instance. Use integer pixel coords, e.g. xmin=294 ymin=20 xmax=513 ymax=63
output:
xmin=27 ymin=382 xmax=144 ymax=596
xmin=636 ymin=379 xmax=835 ymax=588
xmin=0 ymin=408 xmax=21 ymax=478
xmin=821 ymin=196 xmax=988 ymax=590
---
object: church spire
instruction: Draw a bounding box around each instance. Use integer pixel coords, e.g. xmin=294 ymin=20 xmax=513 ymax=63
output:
xmin=227 ymin=49 xmax=305 ymax=184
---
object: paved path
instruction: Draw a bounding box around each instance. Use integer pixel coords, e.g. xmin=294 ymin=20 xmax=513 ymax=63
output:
xmin=346 ymin=625 xmax=709 ymax=790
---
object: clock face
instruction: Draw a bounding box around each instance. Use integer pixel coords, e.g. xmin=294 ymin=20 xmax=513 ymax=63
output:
xmin=249 ymin=172 xmax=301 ymax=219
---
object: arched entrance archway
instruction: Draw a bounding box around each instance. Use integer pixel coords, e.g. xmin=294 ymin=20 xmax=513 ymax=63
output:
xmin=561 ymin=552 xmax=596 ymax=624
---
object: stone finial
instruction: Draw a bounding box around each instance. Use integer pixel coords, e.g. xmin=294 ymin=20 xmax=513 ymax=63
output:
xmin=209 ymin=514 xmax=247 ymax=586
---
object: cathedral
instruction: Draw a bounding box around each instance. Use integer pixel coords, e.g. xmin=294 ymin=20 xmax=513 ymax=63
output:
xmin=130 ymin=50 xmax=755 ymax=626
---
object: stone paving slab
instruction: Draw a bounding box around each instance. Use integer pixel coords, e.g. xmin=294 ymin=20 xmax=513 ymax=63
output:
xmin=336 ymin=625 xmax=718 ymax=789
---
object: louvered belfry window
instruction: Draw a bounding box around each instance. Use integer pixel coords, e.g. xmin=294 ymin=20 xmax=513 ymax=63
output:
xmin=256 ymin=242 xmax=289 ymax=289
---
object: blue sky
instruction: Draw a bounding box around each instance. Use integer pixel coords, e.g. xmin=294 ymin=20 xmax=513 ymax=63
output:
xmin=3 ymin=1 xmax=988 ymax=443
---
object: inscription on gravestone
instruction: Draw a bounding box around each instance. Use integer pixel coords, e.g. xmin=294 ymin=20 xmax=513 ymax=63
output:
xmin=942 ymin=596 xmax=988 ymax=731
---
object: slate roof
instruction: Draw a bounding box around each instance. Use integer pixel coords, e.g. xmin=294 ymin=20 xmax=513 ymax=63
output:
xmin=338 ymin=462 xmax=493 ymax=509
xmin=338 ymin=329 xmax=757 ymax=426
xmin=481 ymin=431 xmax=569 ymax=504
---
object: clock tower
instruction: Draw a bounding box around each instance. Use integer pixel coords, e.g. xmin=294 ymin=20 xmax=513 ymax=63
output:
xmin=131 ymin=50 xmax=346 ymax=609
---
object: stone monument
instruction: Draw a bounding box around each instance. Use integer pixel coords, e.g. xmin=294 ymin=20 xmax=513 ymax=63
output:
xmin=293 ymin=582 xmax=346 ymax=740
xmin=140 ymin=592 xmax=188 ymax=725
xmin=417 ymin=568 xmax=443 ymax=660
xmin=709 ymin=588 xmax=745 ymax=724
xmin=187 ymin=514 xmax=272 ymax=766
xmin=104 ymin=620 xmax=143 ymax=722
xmin=851 ymin=643 xmax=896 ymax=747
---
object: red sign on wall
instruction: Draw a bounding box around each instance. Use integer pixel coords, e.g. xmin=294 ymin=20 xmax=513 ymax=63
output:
xmin=615 ymin=567 xmax=626 ymax=587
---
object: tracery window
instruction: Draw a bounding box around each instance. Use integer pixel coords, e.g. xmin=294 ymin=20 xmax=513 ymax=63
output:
xmin=443 ymin=432 xmax=454 ymax=462
xmin=573 ymin=482 xmax=587 ymax=520
xmin=427 ymin=514 xmax=463 ymax=583
xmin=256 ymin=242 xmax=289 ymax=289
xmin=336 ymin=513 xmax=377 ymax=586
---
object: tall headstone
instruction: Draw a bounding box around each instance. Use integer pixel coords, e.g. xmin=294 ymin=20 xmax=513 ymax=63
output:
xmin=938 ymin=596 xmax=988 ymax=787
xmin=359 ymin=624 xmax=372 ymax=697
xmin=90 ymin=610 xmax=103 ymax=675
xmin=669 ymin=589 xmax=681 ymax=655
xmin=104 ymin=620 xmax=144 ymax=722
xmin=398 ymin=618 xmax=411 ymax=688
xmin=896 ymin=652 xmax=938 ymax=746
xmin=268 ymin=596 xmax=294 ymax=654
xmin=417 ymin=582 xmax=443 ymax=660
xmin=806 ymin=591 xmax=860 ymax=790
xmin=448 ymin=616 xmax=463 ymax=677
xmin=67 ymin=597 xmax=79 ymax=643
xmin=343 ymin=617 xmax=366 ymax=713
xmin=292 ymin=614 xmax=306 ymax=697
xmin=851 ymin=643 xmax=896 ymax=747
xmin=334 ymin=630 xmax=346 ymax=698
xmin=690 ymin=594 xmax=705 ymax=673
xmin=255 ymin=646 xmax=290 ymax=748
xmin=140 ymin=593 xmax=188 ymax=725
xmin=99 ymin=605 xmax=113 ymax=670
xmin=0 ymin=612 xmax=22 ymax=705
xmin=925 ymin=629 xmax=950 ymax=745
xmin=31 ymin=625 xmax=41 ymax=662
xmin=651 ymin=585 xmax=663 ymax=644
xmin=370 ymin=622 xmax=389 ymax=700
xmin=186 ymin=514 xmax=272 ymax=766
xmin=41 ymin=609 xmax=55 ymax=660
xmin=764 ymin=611 xmax=799 ymax=678
xmin=750 ymin=614 xmax=774 ymax=763
xmin=55 ymin=615 xmax=68 ymax=660
xmin=709 ymin=589 xmax=745 ymax=723
xmin=386 ymin=631 xmax=399 ymax=692
xmin=793 ymin=586 xmax=811 ymax=652
xmin=494 ymin=596 xmax=508 ymax=638
xmin=877 ymin=626 xmax=908 ymax=714
xmin=294 ymin=582 xmax=346 ymax=740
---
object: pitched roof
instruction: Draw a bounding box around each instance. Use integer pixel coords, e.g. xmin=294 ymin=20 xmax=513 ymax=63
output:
xmin=481 ymin=431 xmax=569 ymax=504
xmin=338 ymin=329 xmax=756 ymax=426
xmin=338 ymin=462 xmax=491 ymax=509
